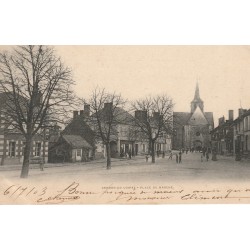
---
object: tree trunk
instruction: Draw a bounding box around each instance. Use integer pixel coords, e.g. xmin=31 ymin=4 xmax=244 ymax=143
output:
xmin=20 ymin=137 xmax=32 ymax=178
xmin=151 ymin=140 xmax=155 ymax=163
xmin=106 ymin=142 xmax=111 ymax=169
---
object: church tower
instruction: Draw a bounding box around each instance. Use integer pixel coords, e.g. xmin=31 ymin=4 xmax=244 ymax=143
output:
xmin=191 ymin=82 xmax=204 ymax=113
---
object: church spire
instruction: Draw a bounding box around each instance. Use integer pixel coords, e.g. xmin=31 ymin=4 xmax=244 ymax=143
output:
xmin=194 ymin=82 xmax=200 ymax=100
xmin=191 ymin=81 xmax=204 ymax=113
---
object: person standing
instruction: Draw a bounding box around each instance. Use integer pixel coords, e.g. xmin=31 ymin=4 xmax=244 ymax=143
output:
xmin=179 ymin=151 xmax=182 ymax=163
xmin=169 ymin=151 xmax=173 ymax=160
xmin=206 ymin=151 xmax=209 ymax=161
xmin=175 ymin=153 xmax=179 ymax=163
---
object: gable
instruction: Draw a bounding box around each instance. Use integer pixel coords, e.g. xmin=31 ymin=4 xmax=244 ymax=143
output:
xmin=188 ymin=106 xmax=209 ymax=125
xmin=62 ymin=115 xmax=95 ymax=146
xmin=173 ymin=112 xmax=191 ymax=126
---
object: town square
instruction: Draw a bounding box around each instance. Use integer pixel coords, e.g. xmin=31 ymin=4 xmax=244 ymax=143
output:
xmin=0 ymin=46 xmax=250 ymax=188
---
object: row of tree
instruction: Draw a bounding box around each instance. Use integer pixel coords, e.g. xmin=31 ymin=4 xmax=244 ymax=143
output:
xmin=0 ymin=45 xmax=174 ymax=178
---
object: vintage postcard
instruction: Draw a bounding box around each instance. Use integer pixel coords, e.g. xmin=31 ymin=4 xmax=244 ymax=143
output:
xmin=0 ymin=45 xmax=250 ymax=204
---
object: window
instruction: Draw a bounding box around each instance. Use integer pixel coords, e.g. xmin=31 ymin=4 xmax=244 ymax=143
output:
xmin=35 ymin=142 xmax=41 ymax=157
xmin=76 ymin=149 xmax=81 ymax=157
xmin=9 ymin=141 xmax=16 ymax=157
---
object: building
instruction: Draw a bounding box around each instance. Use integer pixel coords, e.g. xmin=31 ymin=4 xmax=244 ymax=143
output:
xmin=48 ymin=105 xmax=95 ymax=163
xmin=173 ymin=83 xmax=214 ymax=151
xmin=211 ymin=110 xmax=234 ymax=155
xmin=91 ymin=103 xmax=171 ymax=158
xmin=0 ymin=92 xmax=48 ymax=166
xmin=232 ymin=108 xmax=250 ymax=158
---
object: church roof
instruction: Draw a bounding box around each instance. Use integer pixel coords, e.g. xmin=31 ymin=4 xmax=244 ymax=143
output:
xmin=173 ymin=111 xmax=214 ymax=126
xmin=173 ymin=112 xmax=191 ymax=126
xmin=204 ymin=112 xmax=214 ymax=126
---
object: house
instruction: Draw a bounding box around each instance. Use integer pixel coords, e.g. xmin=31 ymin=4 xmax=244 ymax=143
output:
xmin=211 ymin=110 xmax=234 ymax=155
xmin=232 ymin=108 xmax=250 ymax=158
xmin=91 ymin=103 xmax=172 ymax=158
xmin=48 ymin=105 xmax=95 ymax=163
xmin=49 ymin=134 xmax=93 ymax=163
xmin=90 ymin=102 xmax=139 ymax=158
xmin=0 ymin=92 xmax=48 ymax=166
xmin=133 ymin=110 xmax=172 ymax=156
xmin=173 ymin=83 xmax=214 ymax=151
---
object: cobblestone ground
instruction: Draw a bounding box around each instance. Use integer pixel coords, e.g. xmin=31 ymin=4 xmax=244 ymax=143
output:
xmin=1 ymin=152 xmax=250 ymax=185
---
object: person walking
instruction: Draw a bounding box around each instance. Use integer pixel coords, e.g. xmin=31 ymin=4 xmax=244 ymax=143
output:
xmin=175 ymin=153 xmax=179 ymax=163
xmin=206 ymin=151 xmax=209 ymax=161
xmin=128 ymin=150 xmax=132 ymax=159
xmin=146 ymin=154 xmax=149 ymax=162
xmin=169 ymin=151 xmax=173 ymax=160
xmin=179 ymin=151 xmax=182 ymax=163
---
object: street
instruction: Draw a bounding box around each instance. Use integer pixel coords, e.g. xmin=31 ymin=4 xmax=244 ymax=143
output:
xmin=1 ymin=152 xmax=250 ymax=185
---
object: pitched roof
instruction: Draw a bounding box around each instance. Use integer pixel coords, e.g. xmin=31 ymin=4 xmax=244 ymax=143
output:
xmin=92 ymin=106 xmax=134 ymax=125
xmin=62 ymin=115 xmax=95 ymax=146
xmin=173 ymin=112 xmax=191 ymax=126
xmin=204 ymin=112 xmax=214 ymax=126
xmin=173 ymin=110 xmax=214 ymax=127
xmin=62 ymin=135 xmax=92 ymax=149
xmin=5 ymin=133 xmax=43 ymax=141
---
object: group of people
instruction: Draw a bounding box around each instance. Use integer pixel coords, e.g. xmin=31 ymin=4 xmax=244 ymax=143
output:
xmin=201 ymin=150 xmax=210 ymax=162
xmin=145 ymin=147 xmax=211 ymax=163
xmin=168 ymin=150 xmax=182 ymax=163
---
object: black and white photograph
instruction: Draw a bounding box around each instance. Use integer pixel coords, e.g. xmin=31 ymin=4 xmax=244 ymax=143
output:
xmin=0 ymin=45 xmax=250 ymax=204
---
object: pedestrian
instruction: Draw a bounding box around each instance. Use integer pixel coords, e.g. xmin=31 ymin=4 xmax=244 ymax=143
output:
xmin=201 ymin=153 xmax=203 ymax=162
xmin=146 ymin=154 xmax=149 ymax=162
xmin=175 ymin=153 xmax=179 ymax=163
xmin=179 ymin=151 xmax=182 ymax=163
xmin=129 ymin=150 xmax=132 ymax=159
xmin=169 ymin=151 xmax=173 ymax=160
xmin=39 ymin=159 xmax=44 ymax=171
xmin=162 ymin=151 xmax=165 ymax=158
xmin=186 ymin=148 xmax=188 ymax=154
xmin=206 ymin=151 xmax=209 ymax=161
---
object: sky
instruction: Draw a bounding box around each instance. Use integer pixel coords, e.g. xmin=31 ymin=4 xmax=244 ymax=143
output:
xmin=1 ymin=45 xmax=250 ymax=127
xmin=55 ymin=45 xmax=250 ymax=126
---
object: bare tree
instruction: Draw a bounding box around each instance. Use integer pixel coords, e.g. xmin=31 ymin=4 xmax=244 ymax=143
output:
xmin=89 ymin=87 xmax=126 ymax=169
xmin=0 ymin=45 xmax=79 ymax=178
xmin=131 ymin=94 xmax=174 ymax=163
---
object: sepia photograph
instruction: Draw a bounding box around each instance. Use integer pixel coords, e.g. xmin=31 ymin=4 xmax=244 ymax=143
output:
xmin=0 ymin=45 xmax=250 ymax=204
xmin=1 ymin=1 xmax=250 ymax=250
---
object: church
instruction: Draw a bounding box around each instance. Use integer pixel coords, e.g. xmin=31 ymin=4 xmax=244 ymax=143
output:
xmin=172 ymin=83 xmax=214 ymax=151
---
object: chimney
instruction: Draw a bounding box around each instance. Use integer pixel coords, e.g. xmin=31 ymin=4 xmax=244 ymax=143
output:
xmin=218 ymin=116 xmax=225 ymax=126
xmin=135 ymin=110 xmax=147 ymax=122
xmin=104 ymin=103 xmax=113 ymax=110
xmin=238 ymin=108 xmax=245 ymax=117
xmin=103 ymin=103 xmax=113 ymax=119
xmin=153 ymin=112 xmax=160 ymax=119
xmin=73 ymin=111 xmax=78 ymax=118
xmin=83 ymin=104 xmax=90 ymax=117
xmin=228 ymin=110 xmax=234 ymax=121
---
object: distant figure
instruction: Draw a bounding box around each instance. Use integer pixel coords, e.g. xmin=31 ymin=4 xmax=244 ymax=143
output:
xmin=175 ymin=153 xmax=179 ymax=163
xmin=146 ymin=155 xmax=149 ymax=162
xmin=169 ymin=151 xmax=173 ymax=160
xmin=206 ymin=151 xmax=209 ymax=161
xmin=201 ymin=153 xmax=203 ymax=162
xmin=179 ymin=151 xmax=182 ymax=163
xmin=128 ymin=150 xmax=132 ymax=159
xmin=186 ymin=149 xmax=188 ymax=154
xmin=39 ymin=159 xmax=44 ymax=171
xmin=162 ymin=151 xmax=165 ymax=158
